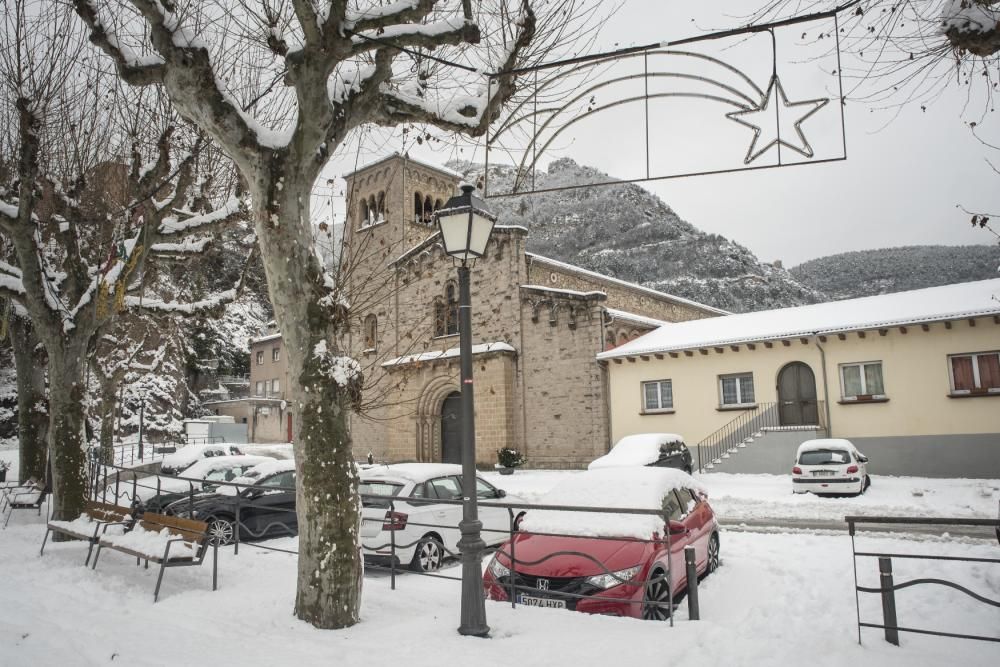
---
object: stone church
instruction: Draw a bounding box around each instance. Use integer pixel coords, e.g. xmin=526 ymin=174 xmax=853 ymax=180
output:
xmin=335 ymin=153 xmax=724 ymax=468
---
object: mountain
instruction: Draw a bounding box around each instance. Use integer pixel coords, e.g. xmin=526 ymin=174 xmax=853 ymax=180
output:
xmin=790 ymin=246 xmax=998 ymax=300
xmin=452 ymin=158 xmax=824 ymax=313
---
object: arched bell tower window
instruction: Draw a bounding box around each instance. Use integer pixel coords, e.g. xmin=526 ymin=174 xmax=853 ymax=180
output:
xmin=368 ymin=195 xmax=377 ymax=224
xmin=360 ymin=199 xmax=369 ymax=227
xmin=363 ymin=314 xmax=377 ymax=350
xmin=433 ymin=283 xmax=460 ymax=337
xmin=434 ymin=198 xmax=444 ymax=212
xmin=376 ymin=191 xmax=386 ymax=220
xmin=414 ymin=191 xmax=424 ymax=223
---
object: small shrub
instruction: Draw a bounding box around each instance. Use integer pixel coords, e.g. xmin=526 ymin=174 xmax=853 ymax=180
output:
xmin=496 ymin=447 xmax=526 ymax=468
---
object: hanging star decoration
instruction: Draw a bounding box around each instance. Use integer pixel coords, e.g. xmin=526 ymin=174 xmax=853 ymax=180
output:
xmin=726 ymin=75 xmax=829 ymax=165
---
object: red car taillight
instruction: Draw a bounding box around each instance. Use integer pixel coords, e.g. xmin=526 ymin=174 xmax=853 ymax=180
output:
xmin=382 ymin=511 xmax=408 ymax=530
xmin=846 ymin=465 xmax=859 ymax=474
xmin=792 ymin=466 xmax=802 ymax=475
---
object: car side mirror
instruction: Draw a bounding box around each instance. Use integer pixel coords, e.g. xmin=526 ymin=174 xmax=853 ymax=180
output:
xmin=667 ymin=520 xmax=688 ymax=535
xmin=495 ymin=489 xmax=507 ymax=498
xmin=241 ymin=487 xmax=263 ymax=499
xmin=858 ymin=455 xmax=869 ymax=463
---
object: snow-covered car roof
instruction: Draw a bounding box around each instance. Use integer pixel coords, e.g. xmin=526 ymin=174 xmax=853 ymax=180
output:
xmin=796 ymin=439 xmax=858 ymax=456
xmin=178 ymin=455 xmax=275 ymax=479
xmin=588 ymin=433 xmax=685 ymax=470
xmin=519 ymin=467 xmax=706 ymax=540
xmin=359 ymin=463 xmax=462 ymax=484
xmin=159 ymin=443 xmax=232 ymax=471
xmin=217 ymin=459 xmax=297 ymax=495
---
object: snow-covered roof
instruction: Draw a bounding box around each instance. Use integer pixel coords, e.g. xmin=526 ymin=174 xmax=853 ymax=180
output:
xmin=360 ymin=463 xmax=462 ymax=484
xmin=796 ymin=439 xmax=858 ymax=456
xmin=382 ymin=342 xmax=516 ymax=368
xmin=604 ymin=308 xmax=669 ymax=329
xmin=520 ymin=285 xmax=606 ymax=299
xmin=343 ymin=152 xmax=463 ymax=180
xmin=599 ymin=279 xmax=1000 ymax=359
xmin=588 ymin=433 xmax=685 ymax=470
xmin=526 ymin=253 xmax=728 ymax=316
xmin=518 ymin=467 xmax=705 ymax=540
xmin=250 ymin=333 xmax=282 ymax=345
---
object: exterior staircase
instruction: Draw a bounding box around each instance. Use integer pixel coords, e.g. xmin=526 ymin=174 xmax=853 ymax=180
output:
xmin=695 ymin=401 xmax=826 ymax=474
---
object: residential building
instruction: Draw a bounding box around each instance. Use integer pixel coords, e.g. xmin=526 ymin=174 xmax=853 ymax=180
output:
xmin=598 ymin=279 xmax=1000 ymax=478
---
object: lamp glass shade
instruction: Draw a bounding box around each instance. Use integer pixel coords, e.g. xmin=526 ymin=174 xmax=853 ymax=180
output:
xmin=438 ymin=210 xmax=473 ymax=259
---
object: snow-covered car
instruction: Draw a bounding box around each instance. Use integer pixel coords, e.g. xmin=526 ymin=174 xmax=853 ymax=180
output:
xmin=168 ymin=460 xmax=297 ymax=545
xmin=589 ymin=433 xmax=693 ymax=474
xmin=484 ymin=467 xmax=720 ymax=620
xmin=792 ymin=438 xmax=870 ymax=496
xmin=359 ymin=463 xmax=523 ymax=572
xmin=159 ymin=443 xmax=244 ymax=475
xmin=106 ymin=455 xmax=275 ymax=512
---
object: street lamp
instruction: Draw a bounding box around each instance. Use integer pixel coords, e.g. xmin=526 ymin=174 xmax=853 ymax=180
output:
xmin=435 ymin=182 xmax=497 ymax=638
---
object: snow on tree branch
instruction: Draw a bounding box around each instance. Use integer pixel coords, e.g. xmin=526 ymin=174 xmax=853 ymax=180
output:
xmin=124 ymin=288 xmax=237 ymax=314
xmin=75 ymin=0 xmax=166 ymax=85
xmin=158 ymin=196 xmax=242 ymax=236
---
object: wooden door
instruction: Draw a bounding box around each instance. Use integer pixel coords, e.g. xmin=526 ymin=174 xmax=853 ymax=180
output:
xmin=777 ymin=362 xmax=819 ymax=426
xmin=440 ymin=392 xmax=462 ymax=464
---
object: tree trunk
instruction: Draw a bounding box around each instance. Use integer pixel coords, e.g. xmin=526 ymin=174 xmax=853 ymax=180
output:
xmin=46 ymin=346 xmax=89 ymax=522
xmin=251 ymin=177 xmax=362 ymax=629
xmin=9 ymin=318 xmax=48 ymax=482
xmin=98 ymin=382 xmax=117 ymax=466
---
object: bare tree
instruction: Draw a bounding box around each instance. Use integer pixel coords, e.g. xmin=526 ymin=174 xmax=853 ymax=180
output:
xmin=0 ymin=1 xmax=244 ymax=523
xmin=73 ymin=0 xmax=605 ymax=628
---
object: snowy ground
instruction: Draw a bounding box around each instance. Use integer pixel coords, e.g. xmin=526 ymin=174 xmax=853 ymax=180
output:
xmin=2 ymin=446 xmax=998 ymax=666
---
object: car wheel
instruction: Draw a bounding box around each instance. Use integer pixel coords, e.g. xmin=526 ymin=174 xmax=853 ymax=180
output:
xmin=863 ymin=475 xmax=871 ymax=493
xmin=706 ymin=533 xmax=720 ymax=575
xmin=207 ymin=517 xmax=235 ymax=545
xmin=641 ymin=568 xmax=673 ymax=621
xmin=410 ymin=535 xmax=444 ymax=573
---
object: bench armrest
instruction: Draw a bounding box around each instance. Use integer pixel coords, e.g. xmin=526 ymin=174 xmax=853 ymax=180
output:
xmin=100 ymin=521 xmax=131 ymax=534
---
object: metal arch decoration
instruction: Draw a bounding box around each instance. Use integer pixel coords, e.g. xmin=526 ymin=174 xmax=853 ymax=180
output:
xmin=484 ymin=5 xmax=849 ymax=198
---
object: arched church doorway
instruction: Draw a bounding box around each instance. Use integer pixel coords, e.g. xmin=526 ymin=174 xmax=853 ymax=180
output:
xmin=440 ymin=391 xmax=462 ymax=464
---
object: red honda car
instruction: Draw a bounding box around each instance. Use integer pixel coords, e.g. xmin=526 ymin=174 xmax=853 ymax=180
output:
xmin=483 ymin=467 xmax=720 ymax=620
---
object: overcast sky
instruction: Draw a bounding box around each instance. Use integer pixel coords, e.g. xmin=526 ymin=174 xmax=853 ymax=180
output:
xmin=319 ymin=0 xmax=999 ymax=267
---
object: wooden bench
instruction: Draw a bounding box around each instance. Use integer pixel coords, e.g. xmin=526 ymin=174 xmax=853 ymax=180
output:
xmin=40 ymin=500 xmax=135 ymax=566
xmin=92 ymin=512 xmax=218 ymax=602
xmin=2 ymin=479 xmax=49 ymax=529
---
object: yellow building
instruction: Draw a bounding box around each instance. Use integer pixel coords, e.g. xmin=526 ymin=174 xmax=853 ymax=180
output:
xmin=599 ymin=279 xmax=1000 ymax=478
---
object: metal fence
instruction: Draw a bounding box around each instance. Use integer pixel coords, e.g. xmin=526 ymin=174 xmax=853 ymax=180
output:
xmin=86 ymin=461 xmax=711 ymax=623
xmin=846 ymin=514 xmax=1000 ymax=646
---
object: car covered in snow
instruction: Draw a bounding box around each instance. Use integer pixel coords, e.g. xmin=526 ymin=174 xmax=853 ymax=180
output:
xmin=483 ymin=467 xmax=720 ymax=620
xmin=359 ymin=463 xmax=523 ymax=572
xmin=589 ymin=433 xmax=693 ymax=474
xmin=792 ymin=438 xmax=870 ymax=496
xmin=168 ymin=460 xmax=297 ymax=544
xmin=159 ymin=443 xmax=244 ymax=475
xmin=106 ymin=455 xmax=275 ymax=513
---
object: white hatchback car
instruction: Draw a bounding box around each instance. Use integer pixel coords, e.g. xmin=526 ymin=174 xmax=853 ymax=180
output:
xmin=792 ymin=438 xmax=870 ymax=496
xmin=359 ymin=463 xmax=522 ymax=572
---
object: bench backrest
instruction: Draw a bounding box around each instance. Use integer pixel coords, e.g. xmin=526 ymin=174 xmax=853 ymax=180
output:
xmin=84 ymin=500 xmax=132 ymax=524
xmin=139 ymin=512 xmax=209 ymax=545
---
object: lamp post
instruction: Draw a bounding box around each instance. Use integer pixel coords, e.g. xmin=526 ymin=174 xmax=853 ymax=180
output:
xmin=137 ymin=389 xmax=147 ymax=461
xmin=435 ymin=182 xmax=497 ymax=637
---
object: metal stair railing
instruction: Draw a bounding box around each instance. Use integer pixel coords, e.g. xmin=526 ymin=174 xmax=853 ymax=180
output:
xmin=695 ymin=402 xmax=779 ymax=473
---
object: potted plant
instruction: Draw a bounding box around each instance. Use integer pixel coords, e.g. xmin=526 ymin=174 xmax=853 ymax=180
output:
xmin=0 ymin=460 xmax=10 ymax=483
xmin=496 ymin=447 xmax=526 ymax=475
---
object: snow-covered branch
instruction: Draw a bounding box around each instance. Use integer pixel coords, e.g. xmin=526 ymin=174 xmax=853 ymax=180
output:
xmin=157 ymin=196 xmax=242 ymax=236
xmin=348 ymin=16 xmax=479 ymax=56
xmin=75 ymin=0 xmax=166 ymax=85
xmin=125 ymin=288 xmax=236 ymax=315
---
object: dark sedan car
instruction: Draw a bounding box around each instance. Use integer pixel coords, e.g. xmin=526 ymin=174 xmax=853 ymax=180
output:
xmin=588 ymin=433 xmax=693 ymax=474
xmin=167 ymin=461 xmax=297 ymax=544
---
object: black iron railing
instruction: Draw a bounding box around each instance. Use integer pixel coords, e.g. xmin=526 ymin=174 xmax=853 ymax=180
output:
xmin=847 ymin=514 xmax=1000 ymax=646
xmin=695 ymin=400 xmax=826 ymax=473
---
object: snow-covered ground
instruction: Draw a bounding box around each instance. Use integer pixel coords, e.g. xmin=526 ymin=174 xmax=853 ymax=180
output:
xmin=2 ymin=447 xmax=997 ymax=666
xmin=482 ymin=470 xmax=1000 ymax=522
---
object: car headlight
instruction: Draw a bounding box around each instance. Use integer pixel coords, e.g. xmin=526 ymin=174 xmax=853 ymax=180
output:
xmin=488 ymin=557 xmax=510 ymax=579
xmin=586 ymin=565 xmax=642 ymax=589
xmin=174 ymin=509 xmax=200 ymax=519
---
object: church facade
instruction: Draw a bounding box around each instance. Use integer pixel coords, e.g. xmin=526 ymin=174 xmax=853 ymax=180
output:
xmin=336 ymin=154 xmax=724 ymax=468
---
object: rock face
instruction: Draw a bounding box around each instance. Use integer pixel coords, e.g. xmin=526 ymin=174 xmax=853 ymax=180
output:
xmin=454 ymin=158 xmax=824 ymax=313
xmin=790 ymin=245 xmax=999 ymax=300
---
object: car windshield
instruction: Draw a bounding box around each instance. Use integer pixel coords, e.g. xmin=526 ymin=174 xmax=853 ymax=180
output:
xmin=799 ymin=449 xmax=851 ymax=465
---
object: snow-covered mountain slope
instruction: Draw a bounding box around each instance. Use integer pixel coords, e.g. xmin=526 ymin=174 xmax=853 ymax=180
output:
xmin=452 ymin=158 xmax=824 ymax=313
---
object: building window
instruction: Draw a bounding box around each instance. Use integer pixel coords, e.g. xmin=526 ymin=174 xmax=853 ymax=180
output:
xmin=434 ymin=284 xmax=460 ymax=337
xmin=255 ymin=381 xmax=264 ymax=396
xmin=642 ymin=380 xmax=673 ymax=412
xmin=363 ymin=314 xmax=377 ymax=350
xmin=271 ymin=379 xmax=280 ymax=394
xmin=256 ymin=351 xmax=264 ymax=365
xmin=840 ymin=361 xmax=885 ymax=400
xmin=359 ymin=199 xmax=369 ymax=227
xmin=272 ymin=347 xmax=280 ymax=362
xmin=948 ymin=351 xmax=1000 ymax=394
xmin=719 ymin=373 xmax=755 ymax=407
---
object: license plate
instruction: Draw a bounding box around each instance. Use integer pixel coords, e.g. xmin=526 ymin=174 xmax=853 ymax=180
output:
xmin=813 ymin=470 xmax=835 ymax=477
xmin=517 ymin=595 xmax=566 ymax=609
